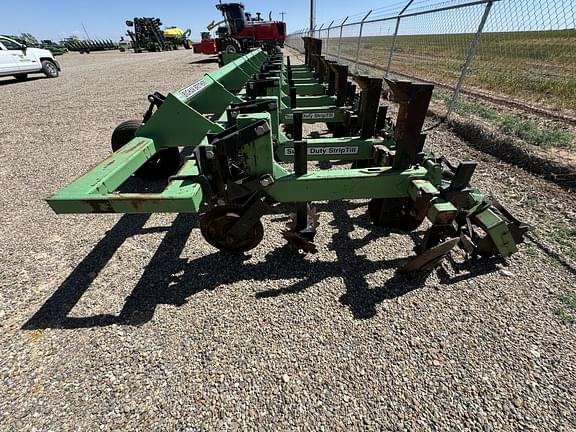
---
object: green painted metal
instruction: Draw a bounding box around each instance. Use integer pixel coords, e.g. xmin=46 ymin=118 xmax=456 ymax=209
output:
xmin=47 ymin=50 xmax=269 ymax=214
xmin=46 ymin=47 xmax=527 ymax=263
xmin=474 ymin=207 xmax=518 ymax=257
xmin=266 ymin=167 xmax=429 ymax=202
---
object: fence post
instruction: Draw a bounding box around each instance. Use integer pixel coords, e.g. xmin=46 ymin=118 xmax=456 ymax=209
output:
xmin=325 ymin=20 xmax=335 ymax=58
xmin=317 ymin=23 xmax=325 ymax=43
xmin=354 ymin=10 xmax=372 ymax=74
xmin=336 ymin=16 xmax=349 ymax=63
xmin=447 ymin=0 xmax=494 ymax=119
xmin=385 ymin=0 xmax=414 ymax=78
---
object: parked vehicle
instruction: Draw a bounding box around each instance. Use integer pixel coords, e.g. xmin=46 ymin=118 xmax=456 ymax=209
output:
xmin=193 ymin=3 xmax=286 ymax=55
xmin=0 ymin=36 xmax=60 ymax=80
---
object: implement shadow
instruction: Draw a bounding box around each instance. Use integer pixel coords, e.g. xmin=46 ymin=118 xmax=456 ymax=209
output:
xmin=23 ymin=213 xmax=197 ymax=329
xmin=25 ymin=201 xmax=489 ymax=329
xmin=23 ymin=214 xmax=151 ymax=329
xmin=256 ymin=201 xmax=430 ymax=320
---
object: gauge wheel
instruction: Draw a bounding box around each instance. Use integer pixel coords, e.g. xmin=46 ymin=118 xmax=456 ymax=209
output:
xmin=111 ymin=120 xmax=181 ymax=180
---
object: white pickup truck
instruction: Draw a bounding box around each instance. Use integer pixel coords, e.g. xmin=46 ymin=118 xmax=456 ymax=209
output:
xmin=0 ymin=36 xmax=60 ymax=80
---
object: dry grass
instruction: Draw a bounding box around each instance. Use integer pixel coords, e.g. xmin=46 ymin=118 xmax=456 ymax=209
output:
xmin=330 ymin=30 xmax=576 ymax=113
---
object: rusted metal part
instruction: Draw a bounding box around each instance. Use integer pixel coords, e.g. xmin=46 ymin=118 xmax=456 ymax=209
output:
xmin=401 ymin=238 xmax=459 ymax=272
xmin=353 ymin=76 xmax=383 ymax=139
xmin=284 ymin=205 xmax=320 ymax=254
xmin=386 ymin=79 xmax=434 ymax=170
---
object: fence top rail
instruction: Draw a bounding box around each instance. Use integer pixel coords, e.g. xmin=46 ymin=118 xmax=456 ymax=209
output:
xmin=288 ymin=0 xmax=500 ymax=34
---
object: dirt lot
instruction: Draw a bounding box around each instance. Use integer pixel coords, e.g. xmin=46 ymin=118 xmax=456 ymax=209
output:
xmin=0 ymin=49 xmax=575 ymax=431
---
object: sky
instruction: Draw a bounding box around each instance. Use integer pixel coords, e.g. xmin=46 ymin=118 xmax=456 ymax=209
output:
xmin=1 ymin=0 xmax=570 ymax=42
xmin=0 ymin=0 xmax=383 ymax=42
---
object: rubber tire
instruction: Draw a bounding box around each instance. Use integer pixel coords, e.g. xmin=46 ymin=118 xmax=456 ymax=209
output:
xmin=42 ymin=60 xmax=59 ymax=78
xmin=13 ymin=74 xmax=28 ymax=81
xmin=111 ymin=120 xmax=181 ymax=181
xmin=221 ymin=38 xmax=242 ymax=54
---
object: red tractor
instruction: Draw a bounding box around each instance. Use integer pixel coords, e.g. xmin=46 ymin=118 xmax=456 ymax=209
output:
xmin=193 ymin=2 xmax=286 ymax=55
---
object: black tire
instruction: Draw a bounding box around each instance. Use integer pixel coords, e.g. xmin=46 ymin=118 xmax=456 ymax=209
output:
xmin=13 ymin=74 xmax=28 ymax=81
xmin=221 ymin=38 xmax=242 ymax=54
xmin=41 ymin=60 xmax=59 ymax=78
xmin=111 ymin=120 xmax=181 ymax=180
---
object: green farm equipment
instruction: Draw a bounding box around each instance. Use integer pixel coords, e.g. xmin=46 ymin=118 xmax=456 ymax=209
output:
xmin=64 ymin=37 xmax=118 ymax=54
xmin=39 ymin=40 xmax=68 ymax=56
xmin=47 ymin=38 xmax=531 ymax=271
xmin=126 ymin=17 xmax=169 ymax=53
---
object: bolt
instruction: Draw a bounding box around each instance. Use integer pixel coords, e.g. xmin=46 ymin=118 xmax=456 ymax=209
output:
xmin=205 ymin=150 xmax=215 ymax=159
xmin=255 ymin=125 xmax=267 ymax=136
xmin=217 ymin=199 xmax=226 ymax=206
xmin=260 ymin=177 xmax=273 ymax=187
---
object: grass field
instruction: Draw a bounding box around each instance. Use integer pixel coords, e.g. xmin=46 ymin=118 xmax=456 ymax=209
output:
xmin=323 ymin=30 xmax=576 ymax=113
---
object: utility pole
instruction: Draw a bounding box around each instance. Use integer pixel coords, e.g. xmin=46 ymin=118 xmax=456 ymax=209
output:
xmin=280 ymin=11 xmax=286 ymax=22
xmin=309 ymin=0 xmax=316 ymax=36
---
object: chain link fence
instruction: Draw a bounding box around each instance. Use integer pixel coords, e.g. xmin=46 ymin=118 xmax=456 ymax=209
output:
xmin=286 ymin=0 xmax=576 ymax=121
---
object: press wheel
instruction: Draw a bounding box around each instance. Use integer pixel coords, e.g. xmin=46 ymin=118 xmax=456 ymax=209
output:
xmin=199 ymin=206 xmax=264 ymax=253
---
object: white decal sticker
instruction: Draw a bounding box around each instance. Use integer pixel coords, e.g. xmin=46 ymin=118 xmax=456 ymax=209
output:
xmin=285 ymin=112 xmax=336 ymax=120
xmin=179 ymin=80 xmax=209 ymax=98
xmin=284 ymin=146 xmax=359 ymax=156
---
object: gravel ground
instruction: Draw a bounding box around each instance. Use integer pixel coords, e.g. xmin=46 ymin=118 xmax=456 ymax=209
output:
xmin=1 ymin=49 xmax=575 ymax=431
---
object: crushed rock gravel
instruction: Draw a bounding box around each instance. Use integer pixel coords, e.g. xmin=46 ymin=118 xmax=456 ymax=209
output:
xmin=0 ymin=49 xmax=575 ymax=431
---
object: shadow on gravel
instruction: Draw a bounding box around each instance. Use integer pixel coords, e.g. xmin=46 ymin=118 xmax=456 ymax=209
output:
xmin=0 ymin=76 xmax=46 ymax=86
xmin=526 ymin=233 xmax=576 ymax=276
xmin=23 ymin=202 xmax=499 ymax=329
xmin=189 ymin=57 xmax=219 ymax=65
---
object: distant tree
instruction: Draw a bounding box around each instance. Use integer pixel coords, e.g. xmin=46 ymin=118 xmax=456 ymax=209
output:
xmin=1 ymin=33 xmax=39 ymax=46
xmin=20 ymin=33 xmax=39 ymax=46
